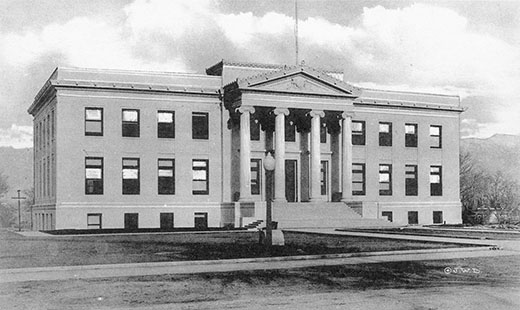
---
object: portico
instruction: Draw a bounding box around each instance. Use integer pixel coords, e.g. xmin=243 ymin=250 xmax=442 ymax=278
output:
xmin=225 ymin=65 xmax=360 ymax=206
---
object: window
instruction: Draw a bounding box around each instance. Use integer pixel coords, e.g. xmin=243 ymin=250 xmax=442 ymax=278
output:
xmin=405 ymin=164 xmax=418 ymax=196
xmin=194 ymin=212 xmax=208 ymax=229
xmin=192 ymin=159 xmax=209 ymax=195
xmin=85 ymin=157 xmax=103 ymax=195
xmin=192 ymin=112 xmax=209 ymax=139
xmin=379 ymin=122 xmax=392 ymax=146
xmin=122 ymin=158 xmax=140 ymax=195
xmin=352 ymin=121 xmax=365 ymax=145
xmin=382 ymin=211 xmax=393 ymax=222
xmin=85 ymin=108 xmax=103 ymax=136
xmin=122 ymin=109 xmax=139 ymax=137
xmin=285 ymin=119 xmax=296 ymax=142
xmin=320 ymin=161 xmax=328 ymax=195
xmin=430 ymin=166 xmax=442 ymax=196
xmin=320 ymin=121 xmax=327 ymax=143
xmin=158 ymin=159 xmax=175 ymax=195
xmin=405 ymin=124 xmax=417 ymax=147
xmin=157 ymin=111 xmax=175 ymax=138
xmin=87 ymin=214 xmax=102 ymax=229
xmin=430 ymin=125 xmax=442 ymax=148
xmin=250 ymin=117 xmax=260 ymax=141
xmin=251 ymin=159 xmax=261 ymax=195
xmin=408 ymin=211 xmax=419 ymax=224
xmin=352 ymin=163 xmax=366 ymax=195
xmin=433 ymin=211 xmax=443 ymax=224
xmin=160 ymin=213 xmax=174 ymax=229
xmin=379 ymin=164 xmax=392 ymax=195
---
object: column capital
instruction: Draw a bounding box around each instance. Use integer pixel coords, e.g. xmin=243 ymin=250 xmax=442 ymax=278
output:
xmin=273 ymin=108 xmax=289 ymax=116
xmin=341 ymin=111 xmax=354 ymax=119
xmin=237 ymin=106 xmax=255 ymax=114
xmin=309 ymin=110 xmax=325 ymax=118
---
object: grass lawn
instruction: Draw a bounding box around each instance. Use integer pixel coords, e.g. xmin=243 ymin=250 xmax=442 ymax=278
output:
xmin=342 ymin=227 xmax=520 ymax=240
xmin=1 ymin=255 xmax=519 ymax=309
xmin=0 ymin=230 xmax=469 ymax=269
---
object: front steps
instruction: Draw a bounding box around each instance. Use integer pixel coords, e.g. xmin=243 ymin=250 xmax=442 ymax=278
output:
xmin=271 ymin=202 xmax=396 ymax=229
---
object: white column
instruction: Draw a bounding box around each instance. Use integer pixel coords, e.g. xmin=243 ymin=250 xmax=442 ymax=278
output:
xmin=238 ymin=106 xmax=255 ymax=202
xmin=309 ymin=110 xmax=325 ymax=202
xmin=341 ymin=111 xmax=353 ymax=201
xmin=273 ymin=108 xmax=289 ymax=202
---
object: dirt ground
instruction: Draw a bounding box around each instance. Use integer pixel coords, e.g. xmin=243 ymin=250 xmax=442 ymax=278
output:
xmin=1 ymin=255 xmax=519 ymax=310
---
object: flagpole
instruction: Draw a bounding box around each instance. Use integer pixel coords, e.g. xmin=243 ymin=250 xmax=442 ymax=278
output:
xmin=294 ymin=0 xmax=299 ymax=65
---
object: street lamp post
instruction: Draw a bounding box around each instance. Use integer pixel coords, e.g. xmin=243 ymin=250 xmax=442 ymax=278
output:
xmin=263 ymin=151 xmax=276 ymax=248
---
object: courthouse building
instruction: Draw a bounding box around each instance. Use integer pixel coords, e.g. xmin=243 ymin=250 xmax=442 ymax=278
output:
xmin=28 ymin=60 xmax=464 ymax=230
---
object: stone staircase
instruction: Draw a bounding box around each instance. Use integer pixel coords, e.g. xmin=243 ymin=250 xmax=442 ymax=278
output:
xmin=243 ymin=219 xmax=264 ymax=230
xmin=272 ymin=202 xmax=396 ymax=229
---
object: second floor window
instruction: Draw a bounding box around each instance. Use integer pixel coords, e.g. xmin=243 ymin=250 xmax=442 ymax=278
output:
xmin=192 ymin=112 xmax=209 ymax=139
xmin=352 ymin=163 xmax=365 ymax=195
xmin=158 ymin=159 xmax=175 ymax=195
xmin=430 ymin=166 xmax=443 ymax=196
xmin=352 ymin=121 xmax=365 ymax=145
xmin=379 ymin=122 xmax=392 ymax=146
xmin=405 ymin=164 xmax=418 ymax=196
xmin=405 ymin=124 xmax=418 ymax=147
xmin=157 ymin=111 xmax=175 ymax=138
xmin=85 ymin=157 xmax=103 ymax=195
xmin=320 ymin=121 xmax=327 ymax=143
xmin=122 ymin=158 xmax=140 ymax=195
xmin=285 ymin=119 xmax=296 ymax=142
xmin=430 ymin=125 xmax=442 ymax=148
xmin=379 ymin=164 xmax=392 ymax=195
xmin=192 ymin=159 xmax=209 ymax=195
xmin=85 ymin=108 xmax=103 ymax=136
xmin=250 ymin=117 xmax=260 ymax=141
xmin=122 ymin=109 xmax=139 ymax=137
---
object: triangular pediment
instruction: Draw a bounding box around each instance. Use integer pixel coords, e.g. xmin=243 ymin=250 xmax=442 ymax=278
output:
xmin=233 ymin=65 xmax=360 ymax=97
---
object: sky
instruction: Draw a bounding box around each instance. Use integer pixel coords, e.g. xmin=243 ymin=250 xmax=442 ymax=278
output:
xmin=1 ymin=0 xmax=519 ymax=148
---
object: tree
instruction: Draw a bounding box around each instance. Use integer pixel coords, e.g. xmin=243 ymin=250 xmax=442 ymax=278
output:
xmin=460 ymin=152 xmax=488 ymax=224
xmin=0 ymin=171 xmax=8 ymax=198
xmin=460 ymin=152 xmax=520 ymax=225
xmin=0 ymin=171 xmax=15 ymax=228
xmin=484 ymin=171 xmax=520 ymax=224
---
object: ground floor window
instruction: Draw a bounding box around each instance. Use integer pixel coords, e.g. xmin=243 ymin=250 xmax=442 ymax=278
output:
xmin=382 ymin=211 xmax=393 ymax=222
xmin=87 ymin=213 xmax=102 ymax=229
xmin=320 ymin=160 xmax=328 ymax=196
xmin=194 ymin=212 xmax=208 ymax=229
xmin=433 ymin=211 xmax=443 ymax=224
xmin=124 ymin=213 xmax=139 ymax=230
xmin=160 ymin=213 xmax=174 ymax=229
xmin=408 ymin=211 xmax=419 ymax=224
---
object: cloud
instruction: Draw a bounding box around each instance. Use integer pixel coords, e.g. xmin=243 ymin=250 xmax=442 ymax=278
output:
xmin=0 ymin=0 xmax=519 ymax=145
xmin=0 ymin=125 xmax=33 ymax=149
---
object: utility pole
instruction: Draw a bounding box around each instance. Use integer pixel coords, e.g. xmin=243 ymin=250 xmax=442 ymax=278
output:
xmin=11 ymin=190 xmax=26 ymax=232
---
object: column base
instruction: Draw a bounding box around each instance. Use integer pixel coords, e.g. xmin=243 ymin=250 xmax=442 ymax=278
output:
xmin=273 ymin=198 xmax=287 ymax=203
xmin=340 ymin=197 xmax=354 ymax=202
xmin=309 ymin=197 xmax=325 ymax=202
xmin=238 ymin=197 xmax=254 ymax=203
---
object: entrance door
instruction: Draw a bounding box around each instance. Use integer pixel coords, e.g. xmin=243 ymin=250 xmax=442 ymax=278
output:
xmin=124 ymin=213 xmax=139 ymax=230
xmin=285 ymin=160 xmax=298 ymax=202
xmin=160 ymin=213 xmax=174 ymax=229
